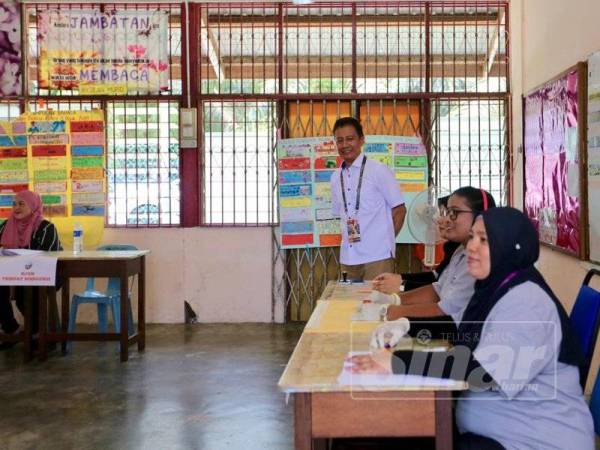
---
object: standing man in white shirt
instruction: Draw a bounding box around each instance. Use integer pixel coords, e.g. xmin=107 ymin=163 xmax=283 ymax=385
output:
xmin=330 ymin=117 xmax=406 ymax=281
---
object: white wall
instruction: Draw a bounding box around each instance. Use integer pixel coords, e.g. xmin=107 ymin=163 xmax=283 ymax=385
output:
xmin=514 ymin=0 xmax=600 ymax=304
xmin=514 ymin=0 xmax=600 ymax=391
xmin=71 ymin=227 xmax=278 ymax=324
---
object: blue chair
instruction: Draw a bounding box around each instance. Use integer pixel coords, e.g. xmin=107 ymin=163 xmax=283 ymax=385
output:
xmin=68 ymin=245 xmax=137 ymax=348
xmin=570 ymin=269 xmax=600 ymax=388
xmin=590 ymin=367 xmax=600 ymax=436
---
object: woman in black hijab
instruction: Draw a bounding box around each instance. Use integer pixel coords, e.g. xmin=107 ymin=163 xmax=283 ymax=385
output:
xmin=350 ymin=207 xmax=594 ymax=450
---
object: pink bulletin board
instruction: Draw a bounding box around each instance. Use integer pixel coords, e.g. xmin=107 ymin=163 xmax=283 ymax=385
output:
xmin=523 ymin=62 xmax=589 ymax=259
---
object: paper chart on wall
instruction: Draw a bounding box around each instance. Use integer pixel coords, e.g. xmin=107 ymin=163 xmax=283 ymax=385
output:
xmin=588 ymin=52 xmax=600 ymax=263
xmin=277 ymin=135 xmax=429 ymax=249
xmin=0 ymin=122 xmax=29 ymax=219
xmin=0 ymin=110 xmax=106 ymax=248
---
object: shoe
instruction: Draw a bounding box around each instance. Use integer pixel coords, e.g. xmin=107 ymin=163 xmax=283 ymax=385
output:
xmin=0 ymin=325 xmax=22 ymax=351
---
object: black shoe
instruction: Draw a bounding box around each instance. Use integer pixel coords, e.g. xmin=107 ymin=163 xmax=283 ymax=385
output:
xmin=0 ymin=341 xmax=17 ymax=351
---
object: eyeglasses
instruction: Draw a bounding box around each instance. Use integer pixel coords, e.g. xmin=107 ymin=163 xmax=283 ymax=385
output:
xmin=439 ymin=207 xmax=473 ymax=221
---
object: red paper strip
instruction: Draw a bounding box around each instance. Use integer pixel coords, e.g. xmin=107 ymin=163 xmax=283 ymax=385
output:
xmin=282 ymin=233 xmax=314 ymax=246
xmin=32 ymin=145 xmax=67 ymax=157
xmin=279 ymin=157 xmax=311 ymax=170
xmin=70 ymin=121 xmax=104 ymax=133
xmin=0 ymin=148 xmax=27 ymax=158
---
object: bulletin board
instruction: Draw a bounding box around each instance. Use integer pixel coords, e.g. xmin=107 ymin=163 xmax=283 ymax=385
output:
xmin=523 ymin=62 xmax=589 ymax=259
xmin=277 ymin=135 xmax=428 ymax=249
xmin=588 ymin=52 xmax=600 ymax=264
xmin=0 ymin=110 xmax=106 ymax=249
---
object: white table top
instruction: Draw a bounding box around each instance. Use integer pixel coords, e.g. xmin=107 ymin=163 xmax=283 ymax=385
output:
xmin=44 ymin=250 xmax=150 ymax=260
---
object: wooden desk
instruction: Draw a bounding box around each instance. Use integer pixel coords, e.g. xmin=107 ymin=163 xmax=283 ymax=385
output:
xmin=279 ymin=283 xmax=467 ymax=450
xmin=38 ymin=250 xmax=149 ymax=362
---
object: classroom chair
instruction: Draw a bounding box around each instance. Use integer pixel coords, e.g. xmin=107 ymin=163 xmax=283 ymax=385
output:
xmin=570 ymin=269 xmax=600 ymax=388
xmin=589 ymin=366 xmax=600 ymax=436
xmin=67 ymin=244 xmax=137 ymax=349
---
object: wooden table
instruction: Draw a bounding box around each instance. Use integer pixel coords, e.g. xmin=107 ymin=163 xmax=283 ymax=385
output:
xmin=38 ymin=250 xmax=149 ymax=362
xmin=279 ymin=282 xmax=467 ymax=450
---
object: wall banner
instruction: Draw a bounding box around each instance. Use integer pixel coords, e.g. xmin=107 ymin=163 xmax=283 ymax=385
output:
xmin=38 ymin=9 xmax=169 ymax=94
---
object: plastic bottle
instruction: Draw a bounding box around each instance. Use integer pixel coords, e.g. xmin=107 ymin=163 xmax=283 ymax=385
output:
xmin=73 ymin=223 xmax=83 ymax=254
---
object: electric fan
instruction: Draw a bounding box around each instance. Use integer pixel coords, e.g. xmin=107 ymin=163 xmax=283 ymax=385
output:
xmin=406 ymin=185 xmax=447 ymax=268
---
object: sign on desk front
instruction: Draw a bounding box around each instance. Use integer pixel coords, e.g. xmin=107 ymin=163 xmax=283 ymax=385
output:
xmin=0 ymin=253 xmax=57 ymax=285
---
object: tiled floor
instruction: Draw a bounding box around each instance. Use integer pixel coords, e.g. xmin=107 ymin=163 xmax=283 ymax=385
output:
xmin=0 ymin=323 xmax=304 ymax=450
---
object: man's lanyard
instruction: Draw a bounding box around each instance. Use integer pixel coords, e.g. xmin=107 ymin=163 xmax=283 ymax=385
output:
xmin=340 ymin=155 xmax=367 ymax=216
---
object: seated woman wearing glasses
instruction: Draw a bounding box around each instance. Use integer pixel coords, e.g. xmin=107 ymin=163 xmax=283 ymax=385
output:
xmin=373 ymin=186 xmax=496 ymax=326
xmin=351 ymin=207 xmax=594 ymax=450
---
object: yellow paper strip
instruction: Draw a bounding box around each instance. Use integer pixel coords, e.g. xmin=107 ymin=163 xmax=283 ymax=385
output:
xmin=281 ymin=197 xmax=312 ymax=208
xmin=79 ymin=84 xmax=128 ymax=95
xmin=32 ymin=157 xmax=67 ymax=171
xmin=395 ymin=171 xmax=426 ymax=181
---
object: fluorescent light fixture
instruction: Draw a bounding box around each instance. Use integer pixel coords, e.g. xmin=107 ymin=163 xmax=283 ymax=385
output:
xmin=292 ymin=0 xmax=314 ymax=4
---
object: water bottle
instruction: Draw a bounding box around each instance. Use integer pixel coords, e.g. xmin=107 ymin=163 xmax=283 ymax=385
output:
xmin=73 ymin=223 xmax=83 ymax=254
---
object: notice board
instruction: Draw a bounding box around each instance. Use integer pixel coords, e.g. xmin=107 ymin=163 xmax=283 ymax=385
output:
xmin=523 ymin=62 xmax=588 ymax=259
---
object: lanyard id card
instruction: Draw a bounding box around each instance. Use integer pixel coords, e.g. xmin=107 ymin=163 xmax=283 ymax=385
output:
xmin=346 ymin=217 xmax=361 ymax=243
xmin=340 ymin=156 xmax=367 ymax=244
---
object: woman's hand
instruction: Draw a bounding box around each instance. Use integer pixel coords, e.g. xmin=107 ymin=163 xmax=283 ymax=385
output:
xmin=385 ymin=305 xmax=406 ymax=321
xmin=346 ymin=350 xmax=393 ymax=374
xmin=372 ymin=273 xmax=402 ymax=294
xmin=370 ymin=318 xmax=410 ymax=349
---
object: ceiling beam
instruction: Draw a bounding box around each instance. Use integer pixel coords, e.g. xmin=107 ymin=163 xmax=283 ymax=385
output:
xmin=200 ymin=10 xmax=226 ymax=82
xmin=481 ymin=9 xmax=504 ymax=78
xmin=205 ymin=13 xmax=500 ymax=27
xmin=200 ymin=56 xmax=507 ymax=79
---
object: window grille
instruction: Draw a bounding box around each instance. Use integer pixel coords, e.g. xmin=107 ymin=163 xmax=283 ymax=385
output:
xmin=107 ymin=100 xmax=180 ymax=227
xmin=202 ymin=100 xmax=276 ymax=225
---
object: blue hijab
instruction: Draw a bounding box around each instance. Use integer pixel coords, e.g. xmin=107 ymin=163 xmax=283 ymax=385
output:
xmin=456 ymin=207 xmax=584 ymax=370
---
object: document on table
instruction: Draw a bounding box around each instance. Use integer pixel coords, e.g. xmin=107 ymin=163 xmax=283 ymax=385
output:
xmin=351 ymin=302 xmax=384 ymax=321
xmin=338 ymin=351 xmax=460 ymax=388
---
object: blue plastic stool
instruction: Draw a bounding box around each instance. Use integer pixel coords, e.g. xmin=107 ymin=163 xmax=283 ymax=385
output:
xmin=67 ymin=244 xmax=137 ymax=351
